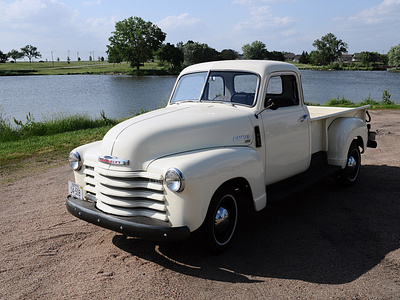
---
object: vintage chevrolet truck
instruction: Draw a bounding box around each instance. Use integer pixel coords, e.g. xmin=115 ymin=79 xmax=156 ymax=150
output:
xmin=66 ymin=60 xmax=377 ymax=253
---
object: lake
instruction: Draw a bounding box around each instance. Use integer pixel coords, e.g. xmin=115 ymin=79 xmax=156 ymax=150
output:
xmin=1 ymin=70 xmax=399 ymax=123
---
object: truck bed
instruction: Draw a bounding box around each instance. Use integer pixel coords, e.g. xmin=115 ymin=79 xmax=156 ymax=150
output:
xmin=308 ymin=105 xmax=370 ymax=122
xmin=307 ymin=105 xmax=369 ymax=154
xmin=307 ymin=105 xmax=370 ymax=122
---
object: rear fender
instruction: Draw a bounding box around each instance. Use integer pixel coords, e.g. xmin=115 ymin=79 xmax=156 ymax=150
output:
xmin=327 ymin=118 xmax=367 ymax=168
xmin=147 ymin=147 xmax=266 ymax=231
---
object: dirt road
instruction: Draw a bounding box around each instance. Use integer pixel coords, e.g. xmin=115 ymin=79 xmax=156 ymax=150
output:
xmin=1 ymin=110 xmax=399 ymax=299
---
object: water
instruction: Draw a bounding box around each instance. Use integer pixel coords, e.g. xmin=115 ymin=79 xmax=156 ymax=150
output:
xmin=0 ymin=75 xmax=177 ymax=122
xmin=301 ymin=70 xmax=400 ymax=104
xmin=1 ymin=71 xmax=399 ymax=123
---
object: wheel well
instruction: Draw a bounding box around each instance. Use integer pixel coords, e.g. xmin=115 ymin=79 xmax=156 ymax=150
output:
xmin=216 ymin=177 xmax=254 ymax=210
xmin=355 ymin=136 xmax=365 ymax=153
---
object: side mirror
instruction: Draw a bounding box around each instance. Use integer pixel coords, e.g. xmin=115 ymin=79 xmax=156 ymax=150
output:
xmin=266 ymin=98 xmax=279 ymax=110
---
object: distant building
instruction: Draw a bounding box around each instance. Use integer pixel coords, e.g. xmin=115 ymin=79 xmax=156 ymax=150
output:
xmin=340 ymin=53 xmax=362 ymax=64
xmin=284 ymin=53 xmax=302 ymax=62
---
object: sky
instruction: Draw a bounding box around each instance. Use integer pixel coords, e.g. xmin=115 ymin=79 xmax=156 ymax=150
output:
xmin=1 ymin=0 xmax=400 ymax=61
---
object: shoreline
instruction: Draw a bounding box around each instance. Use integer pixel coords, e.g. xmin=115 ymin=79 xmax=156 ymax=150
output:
xmin=1 ymin=61 xmax=399 ymax=76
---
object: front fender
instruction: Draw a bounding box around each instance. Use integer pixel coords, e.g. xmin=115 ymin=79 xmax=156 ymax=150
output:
xmin=327 ymin=117 xmax=367 ymax=168
xmin=147 ymin=147 xmax=266 ymax=232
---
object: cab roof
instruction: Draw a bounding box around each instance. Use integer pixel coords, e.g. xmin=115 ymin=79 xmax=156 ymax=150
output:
xmin=180 ymin=60 xmax=300 ymax=78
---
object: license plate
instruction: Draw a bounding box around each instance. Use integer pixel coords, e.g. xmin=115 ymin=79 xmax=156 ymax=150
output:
xmin=68 ymin=181 xmax=83 ymax=200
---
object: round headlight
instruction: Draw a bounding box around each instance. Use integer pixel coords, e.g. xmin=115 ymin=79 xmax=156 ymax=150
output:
xmin=69 ymin=150 xmax=82 ymax=171
xmin=165 ymin=168 xmax=185 ymax=192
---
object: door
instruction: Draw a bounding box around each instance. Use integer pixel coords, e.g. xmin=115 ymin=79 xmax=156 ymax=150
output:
xmin=261 ymin=73 xmax=311 ymax=185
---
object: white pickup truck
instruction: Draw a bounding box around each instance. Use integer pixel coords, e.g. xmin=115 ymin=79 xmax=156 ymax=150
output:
xmin=66 ymin=60 xmax=377 ymax=253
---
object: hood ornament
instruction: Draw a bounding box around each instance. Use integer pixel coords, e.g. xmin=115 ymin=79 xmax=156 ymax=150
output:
xmin=99 ymin=155 xmax=129 ymax=165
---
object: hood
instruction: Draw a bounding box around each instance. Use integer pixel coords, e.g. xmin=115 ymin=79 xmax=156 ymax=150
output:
xmin=99 ymin=104 xmax=255 ymax=171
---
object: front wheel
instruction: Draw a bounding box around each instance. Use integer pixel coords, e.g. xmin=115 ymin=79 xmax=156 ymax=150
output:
xmin=196 ymin=186 xmax=238 ymax=254
xmin=335 ymin=141 xmax=361 ymax=187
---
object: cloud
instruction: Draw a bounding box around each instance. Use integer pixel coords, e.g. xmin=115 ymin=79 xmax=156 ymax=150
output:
xmin=0 ymin=0 xmax=109 ymax=59
xmin=231 ymin=0 xmax=254 ymax=5
xmin=261 ymin=0 xmax=295 ymax=2
xmin=233 ymin=4 xmax=295 ymax=31
xmin=157 ymin=13 xmax=201 ymax=30
xmin=340 ymin=0 xmax=400 ymax=26
xmin=82 ymin=0 xmax=101 ymax=6
xmin=0 ymin=0 xmax=77 ymax=33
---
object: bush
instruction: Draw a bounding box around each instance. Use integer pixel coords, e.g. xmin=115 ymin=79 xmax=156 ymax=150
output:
xmin=360 ymin=94 xmax=380 ymax=106
xmin=325 ymin=96 xmax=355 ymax=106
xmin=304 ymin=101 xmax=320 ymax=106
xmin=381 ymin=90 xmax=394 ymax=105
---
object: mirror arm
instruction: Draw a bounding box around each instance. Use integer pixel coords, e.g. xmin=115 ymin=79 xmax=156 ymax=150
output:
xmin=255 ymin=99 xmax=278 ymax=119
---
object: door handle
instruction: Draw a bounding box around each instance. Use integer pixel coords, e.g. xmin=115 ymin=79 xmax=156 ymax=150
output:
xmin=298 ymin=114 xmax=309 ymax=123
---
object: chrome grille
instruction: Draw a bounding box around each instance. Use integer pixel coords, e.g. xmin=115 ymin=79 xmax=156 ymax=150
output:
xmin=82 ymin=163 xmax=167 ymax=222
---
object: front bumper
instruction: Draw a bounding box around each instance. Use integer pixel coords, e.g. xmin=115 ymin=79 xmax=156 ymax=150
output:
xmin=66 ymin=196 xmax=190 ymax=241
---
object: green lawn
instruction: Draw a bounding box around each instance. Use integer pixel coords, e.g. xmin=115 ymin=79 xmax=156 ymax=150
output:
xmin=0 ymin=61 xmax=171 ymax=75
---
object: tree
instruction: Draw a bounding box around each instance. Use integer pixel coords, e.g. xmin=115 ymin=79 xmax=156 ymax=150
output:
xmin=265 ymin=51 xmax=285 ymax=61
xmin=220 ymin=49 xmax=238 ymax=60
xmin=299 ymin=51 xmax=310 ymax=64
xmin=312 ymin=33 xmax=348 ymax=65
xmin=181 ymin=41 xmax=218 ymax=66
xmin=156 ymin=43 xmax=184 ymax=71
xmin=309 ymin=50 xmax=325 ymax=65
xmin=242 ymin=41 xmax=267 ymax=60
xmin=359 ymin=51 xmax=387 ymax=68
xmin=107 ymin=16 xmax=166 ymax=70
xmin=20 ymin=45 xmax=42 ymax=62
xmin=8 ymin=49 xmax=24 ymax=63
xmin=388 ymin=44 xmax=400 ymax=67
xmin=0 ymin=51 xmax=7 ymax=63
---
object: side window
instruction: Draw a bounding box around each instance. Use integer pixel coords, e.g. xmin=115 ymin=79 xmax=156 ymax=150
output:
xmin=265 ymin=75 xmax=299 ymax=108
xmin=266 ymin=76 xmax=283 ymax=95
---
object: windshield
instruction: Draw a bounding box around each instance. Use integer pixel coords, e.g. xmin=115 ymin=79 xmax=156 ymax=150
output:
xmin=170 ymin=71 xmax=259 ymax=106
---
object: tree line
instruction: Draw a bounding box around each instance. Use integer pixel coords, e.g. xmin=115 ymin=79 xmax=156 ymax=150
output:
xmin=2 ymin=16 xmax=400 ymax=70
xmin=107 ymin=17 xmax=400 ymax=71
xmin=0 ymin=45 xmax=42 ymax=63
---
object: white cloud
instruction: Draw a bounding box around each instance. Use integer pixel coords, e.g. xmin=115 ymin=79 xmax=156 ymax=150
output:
xmin=233 ymin=3 xmax=295 ymax=31
xmin=82 ymin=0 xmax=101 ymax=6
xmin=157 ymin=13 xmax=201 ymax=30
xmin=342 ymin=0 xmax=400 ymax=26
xmin=231 ymin=0 xmax=254 ymax=5
xmin=0 ymin=0 xmax=109 ymax=59
xmin=261 ymin=0 xmax=295 ymax=2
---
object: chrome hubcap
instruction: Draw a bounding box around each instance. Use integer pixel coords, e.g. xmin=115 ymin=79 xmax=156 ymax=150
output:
xmin=215 ymin=207 xmax=230 ymax=234
xmin=213 ymin=194 xmax=237 ymax=246
xmin=348 ymin=155 xmax=357 ymax=170
xmin=347 ymin=152 xmax=359 ymax=180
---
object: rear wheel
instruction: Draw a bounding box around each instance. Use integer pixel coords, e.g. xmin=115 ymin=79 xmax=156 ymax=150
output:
xmin=335 ymin=141 xmax=361 ymax=187
xmin=196 ymin=185 xmax=238 ymax=254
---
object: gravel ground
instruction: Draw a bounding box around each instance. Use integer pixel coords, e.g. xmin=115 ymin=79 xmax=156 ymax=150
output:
xmin=0 ymin=110 xmax=399 ymax=299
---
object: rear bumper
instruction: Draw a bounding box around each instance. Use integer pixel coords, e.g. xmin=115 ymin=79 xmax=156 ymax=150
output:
xmin=66 ymin=196 xmax=190 ymax=242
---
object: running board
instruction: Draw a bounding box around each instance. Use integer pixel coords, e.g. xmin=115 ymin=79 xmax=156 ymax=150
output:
xmin=266 ymin=152 xmax=341 ymax=203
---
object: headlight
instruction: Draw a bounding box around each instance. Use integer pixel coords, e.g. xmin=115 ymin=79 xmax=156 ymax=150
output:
xmin=69 ymin=150 xmax=82 ymax=171
xmin=165 ymin=168 xmax=185 ymax=192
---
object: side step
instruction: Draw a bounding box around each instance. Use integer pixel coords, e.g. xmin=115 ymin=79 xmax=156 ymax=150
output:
xmin=266 ymin=152 xmax=341 ymax=202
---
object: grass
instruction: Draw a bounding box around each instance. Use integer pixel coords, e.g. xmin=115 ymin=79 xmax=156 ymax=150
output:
xmin=0 ymin=112 xmax=119 ymax=184
xmin=0 ymin=109 xmax=122 ymax=169
xmin=305 ymin=90 xmax=398 ymax=109
xmin=0 ymin=61 xmax=175 ymax=76
xmin=0 ymin=109 xmax=119 ymax=142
